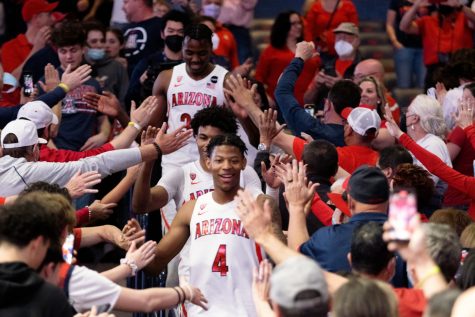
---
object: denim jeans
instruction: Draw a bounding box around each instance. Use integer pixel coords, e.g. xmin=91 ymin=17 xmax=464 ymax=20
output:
xmin=394 ymin=47 xmax=426 ymax=88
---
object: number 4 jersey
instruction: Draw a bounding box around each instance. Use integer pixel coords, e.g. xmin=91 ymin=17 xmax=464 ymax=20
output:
xmin=187 ymin=191 xmax=263 ymax=316
xmin=163 ymin=63 xmax=227 ymax=170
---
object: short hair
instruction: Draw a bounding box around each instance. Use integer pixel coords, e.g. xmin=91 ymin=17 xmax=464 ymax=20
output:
xmin=38 ymin=245 xmax=64 ymax=272
xmin=358 ymin=76 xmax=387 ymax=117
xmin=424 ymin=289 xmax=462 ymax=317
xmin=378 ymin=145 xmax=413 ymax=171
xmin=333 ymin=278 xmax=398 ymax=317
xmin=190 ymin=107 xmax=238 ymax=136
xmin=392 ymin=163 xmax=435 ymax=212
xmin=17 ymin=192 xmax=76 ymax=245
xmin=270 ymin=11 xmax=303 ymax=49
xmin=465 ymin=82 xmax=475 ymax=99
xmin=328 ymin=80 xmax=361 ymax=116
xmin=302 ymin=140 xmax=338 ymax=180
xmin=424 ymin=223 xmax=461 ymax=282
xmin=206 ymin=134 xmax=247 ymax=158
xmin=409 ymin=95 xmax=447 ymax=138
xmin=107 ymin=27 xmax=125 ymax=45
xmin=0 ymin=200 xmax=58 ymax=248
xmin=83 ymin=20 xmax=106 ymax=38
xmin=350 ymin=222 xmax=394 ymax=276
xmin=430 ymin=208 xmax=472 ymax=237
xmin=278 ymin=290 xmax=328 ymax=317
xmin=161 ymin=9 xmax=191 ymax=32
xmin=1 ymin=133 xmax=35 ymax=158
xmin=52 ymin=20 xmax=86 ymax=48
xmin=457 ymin=251 xmax=475 ymax=290
xmin=184 ymin=23 xmax=212 ymax=46
xmin=21 ymin=181 xmax=72 ymax=203
xmin=460 ymin=223 xmax=475 ymax=249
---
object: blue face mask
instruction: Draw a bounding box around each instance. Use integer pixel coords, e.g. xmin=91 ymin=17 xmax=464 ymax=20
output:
xmin=87 ymin=48 xmax=106 ymax=61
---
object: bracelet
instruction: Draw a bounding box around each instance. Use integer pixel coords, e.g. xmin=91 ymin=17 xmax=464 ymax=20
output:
xmin=120 ymin=258 xmax=138 ymax=276
xmin=86 ymin=205 xmax=92 ymax=222
xmin=416 ymin=265 xmax=441 ymax=289
xmin=58 ymin=82 xmax=70 ymax=93
xmin=183 ymin=284 xmax=193 ymax=302
xmin=128 ymin=121 xmax=142 ymax=131
xmin=177 ymin=286 xmax=186 ymax=304
xmin=152 ymin=142 xmax=161 ymax=156
xmin=173 ymin=287 xmax=182 ymax=306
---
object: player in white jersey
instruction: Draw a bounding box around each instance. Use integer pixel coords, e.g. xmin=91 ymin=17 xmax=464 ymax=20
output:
xmin=146 ymin=134 xmax=284 ymax=316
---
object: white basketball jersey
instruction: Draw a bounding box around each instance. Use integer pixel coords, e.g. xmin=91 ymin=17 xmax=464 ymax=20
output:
xmin=162 ymin=63 xmax=227 ymax=170
xmin=187 ymin=192 xmax=263 ymax=317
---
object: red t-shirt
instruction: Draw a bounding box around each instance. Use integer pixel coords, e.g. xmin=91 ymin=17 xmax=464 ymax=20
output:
xmin=292 ymin=137 xmax=378 ymax=174
xmin=39 ymin=142 xmax=115 ymax=162
xmin=1 ymin=33 xmax=32 ymax=73
xmin=335 ymin=59 xmax=353 ymax=77
xmin=214 ymin=24 xmax=240 ymax=70
xmin=444 ymin=126 xmax=475 ymax=206
xmin=393 ymin=288 xmax=426 ymax=317
xmin=255 ymin=45 xmax=320 ymax=105
xmin=304 ymin=0 xmax=358 ymax=55
xmin=416 ymin=13 xmax=473 ymax=65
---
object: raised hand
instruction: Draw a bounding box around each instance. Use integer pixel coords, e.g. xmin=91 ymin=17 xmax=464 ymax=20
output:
xmin=235 ymin=189 xmax=273 ymax=243
xmin=182 ymin=284 xmax=209 ymax=310
xmin=224 ymin=74 xmax=257 ymax=114
xmin=124 ymin=240 xmax=157 ymax=271
xmin=33 ymin=26 xmax=51 ymax=51
xmin=259 ymin=108 xmax=286 ymax=147
xmin=117 ymin=218 xmax=146 ymax=250
xmin=80 ymin=132 xmax=108 ymax=151
xmin=65 ymin=170 xmax=101 ymax=198
xmin=61 ymin=64 xmax=92 ymax=91
xmin=38 ymin=63 xmax=60 ymax=92
xmin=261 ymin=154 xmax=292 ymax=189
xmin=295 ymin=41 xmax=318 ymax=61
xmin=89 ymin=200 xmax=117 ymax=222
xmin=154 ymin=122 xmax=193 ymax=155
xmin=281 ymin=160 xmax=318 ymax=211
xmin=84 ymin=91 xmax=121 ymax=117
xmin=384 ymin=105 xmax=403 ymax=138
xmin=141 ymin=126 xmax=159 ymax=146
xmin=131 ymin=96 xmax=158 ymax=129
xmin=454 ymin=97 xmax=475 ymax=129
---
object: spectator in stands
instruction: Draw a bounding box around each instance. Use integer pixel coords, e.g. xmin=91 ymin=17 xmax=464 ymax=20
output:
xmin=216 ymin=0 xmax=258 ymax=63
xmin=122 ymin=0 xmax=164 ymax=75
xmin=304 ymin=0 xmax=358 ymax=57
xmin=430 ymin=208 xmax=472 ymax=237
xmin=0 ymin=198 xmax=74 ymax=316
xmin=0 ymin=117 xmax=192 ymax=196
xmin=461 ymin=223 xmax=475 ymax=248
xmin=36 ymin=20 xmax=109 ymax=152
xmin=153 ymin=0 xmax=172 ymax=17
xmin=386 ymin=0 xmax=429 ymax=88
xmin=400 ymin=0 xmax=475 ymax=90
xmin=255 ymin=11 xmax=320 ymax=105
xmin=105 ymin=28 xmax=128 ymax=69
xmin=1 ymin=0 xmax=57 ymax=80
xmin=444 ymin=82 xmax=475 ymax=209
xmin=457 ymin=251 xmax=475 ymax=290
xmin=424 ymin=289 xmax=462 ymax=317
xmin=273 ymin=41 xmax=359 ymax=147
xmin=377 ymin=144 xmax=413 ymax=179
xmin=303 ymin=22 xmax=361 ymax=108
xmin=83 ymin=21 xmax=129 ymax=107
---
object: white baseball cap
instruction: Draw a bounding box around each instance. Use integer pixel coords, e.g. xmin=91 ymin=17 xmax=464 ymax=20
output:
xmin=17 ymin=100 xmax=59 ymax=129
xmin=341 ymin=106 xmax=381 ymax=136
xmin=1 ymin=119 xmax=47 ymax=148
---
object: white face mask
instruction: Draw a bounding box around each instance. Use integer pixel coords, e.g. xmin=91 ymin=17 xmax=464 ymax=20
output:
xmin=334 ymin=40 xmax=354 ymax=58
xmin=202 ymin=3 xmax=221 ymax=19
xmin=212 ymin=32 xmax=220 ymax=50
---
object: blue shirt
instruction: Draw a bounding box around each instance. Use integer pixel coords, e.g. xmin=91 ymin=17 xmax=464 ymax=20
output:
xmin=275 ymin=58 xmax=345 ymax=147
xmin=299 ymin=212 xmax=388 ymax=272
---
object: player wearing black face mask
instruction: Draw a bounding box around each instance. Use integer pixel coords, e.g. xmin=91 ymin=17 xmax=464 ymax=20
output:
xmin=125 ymin=10 xmax=191 ymax=109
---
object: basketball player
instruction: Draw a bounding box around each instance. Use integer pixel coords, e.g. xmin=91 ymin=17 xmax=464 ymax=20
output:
xmin=146 ymin=134 xmax=284 ymax=316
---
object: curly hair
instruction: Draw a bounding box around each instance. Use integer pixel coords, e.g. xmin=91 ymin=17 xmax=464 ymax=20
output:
xmin=51 ymin=20 xmax=86 ymax=48
xmin=190 ymin=107 xmax=238 ymax=136
xmin=392 ymin=163 xmax=434 ymax=212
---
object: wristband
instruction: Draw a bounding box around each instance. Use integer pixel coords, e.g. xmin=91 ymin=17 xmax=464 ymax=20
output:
xmin=120 ymin=258 xmax=138 ymax=276
xmin=58 ymin=82 xmax=70 ymax=93
xmin=177 ymin=286 xmax=186 ymax=303
xmin=173 ymin=287 xmax=182 ymax=306
xmin=152 ymin=142 xmax=161 ymax=156
xmin=86 ymin=205 xmax=92 ymax=222
xmin=128 ymin=121 xmax=142 ymax=131
xmin=183 ymin=284 xmax=194 ymax=302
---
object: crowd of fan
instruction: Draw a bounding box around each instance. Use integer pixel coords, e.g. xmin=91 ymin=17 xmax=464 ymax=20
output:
xmin=0 ymin=0 xmax=475 ymax=316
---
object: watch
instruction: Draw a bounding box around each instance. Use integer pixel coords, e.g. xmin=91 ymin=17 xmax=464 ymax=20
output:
xmin=258 ymin=143 xmax=268 ymax=151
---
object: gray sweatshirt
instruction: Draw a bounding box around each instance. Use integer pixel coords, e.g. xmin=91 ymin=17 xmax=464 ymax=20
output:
xmin=0 ymin=148 xmax=142 ymax=196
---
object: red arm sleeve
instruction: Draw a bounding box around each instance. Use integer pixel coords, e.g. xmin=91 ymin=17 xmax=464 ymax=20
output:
xmin=310 ymin=193 xmax=334 ymax=226
xmin=39 ymin=142 xmax=115 ymax=162
xmin=292 ymin=137 xmax=307 ymax=161
xmin=75 ymin=207 xmax=90 ymax=227
xmin=73 ymin=228 xmax=82 ymax=249
xmin=399 ymin=133 xmax=475 ymax=199
xmin=464 ymin=126 xmax=475 ymax=149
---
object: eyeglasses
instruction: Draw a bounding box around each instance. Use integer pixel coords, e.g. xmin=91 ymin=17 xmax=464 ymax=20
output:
xmin=406 ymin=112 xmax=417 ymax=118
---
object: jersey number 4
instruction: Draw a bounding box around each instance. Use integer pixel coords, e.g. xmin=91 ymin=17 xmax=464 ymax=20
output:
xmin=212 ymin=244 xmax=229 ymax=276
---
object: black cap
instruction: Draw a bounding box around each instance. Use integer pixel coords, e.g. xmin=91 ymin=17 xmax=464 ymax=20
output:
xmin=347 ymin=165 xmax=389 ymax=204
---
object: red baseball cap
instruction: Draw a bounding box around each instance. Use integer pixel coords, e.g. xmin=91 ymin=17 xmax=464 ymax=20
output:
xmin=327 ymin=177 xmax=351 ymax=217
xmin=22 ymin=0 xmax=58 ymax=22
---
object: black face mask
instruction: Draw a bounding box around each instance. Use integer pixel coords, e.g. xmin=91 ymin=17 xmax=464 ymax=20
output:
xmin=165 ymin=35 xmax=184 ymax=52
xmin=439 ymin=5 xmax=456 ymax=16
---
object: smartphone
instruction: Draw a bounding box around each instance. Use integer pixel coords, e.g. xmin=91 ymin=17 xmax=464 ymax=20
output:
xmin=22 ymin=72 xmax=34 ymax=97
xmin=62 ymin=233 xmax=75 ymax=264
xmin=323 ymin=64 xmax=337 ymax=77
xmin=388 ymin=190 xmax=417 ymax=242
xmin=304 ymin=104 xmax=315 ymax=117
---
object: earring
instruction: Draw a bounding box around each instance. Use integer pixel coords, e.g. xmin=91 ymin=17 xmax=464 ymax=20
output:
xmin=411 ymin=124 xmax=415 ymax=131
